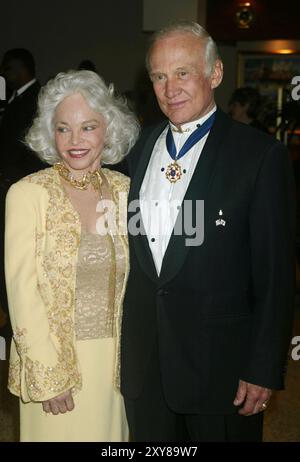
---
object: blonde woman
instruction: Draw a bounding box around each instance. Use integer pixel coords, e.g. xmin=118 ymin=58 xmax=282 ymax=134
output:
xmin=5 ymin=70 xmax=139 ymax=441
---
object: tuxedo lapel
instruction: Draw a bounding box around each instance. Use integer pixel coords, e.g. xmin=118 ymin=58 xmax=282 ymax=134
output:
xmin=128 ymin=121 xmax=168 ymax=282
xmin=159 ymin=109 xmax=232 ymax=285
xmin=129 ymin=121 xmax=168 ymax=202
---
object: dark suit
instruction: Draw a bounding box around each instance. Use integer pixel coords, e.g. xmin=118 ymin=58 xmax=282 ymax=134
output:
xmin=0 ymin=81 xmax=46 ymax=330
xmin=121 ymin=108 xmax=296 ymax=440
xmin=0 ymin=81 xmax=46 ymax=183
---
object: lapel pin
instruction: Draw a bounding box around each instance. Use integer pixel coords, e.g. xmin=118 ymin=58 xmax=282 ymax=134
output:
xmin=216 ymin=209 xmax=226 ymax=227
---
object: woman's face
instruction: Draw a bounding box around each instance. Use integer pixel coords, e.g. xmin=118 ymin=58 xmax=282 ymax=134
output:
xmin=54 ymin=92 xmax=106 ymax=175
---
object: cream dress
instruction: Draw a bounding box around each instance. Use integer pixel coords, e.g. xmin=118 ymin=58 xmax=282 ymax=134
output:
xmin=20 ymin=230 xmax=128 ymax=442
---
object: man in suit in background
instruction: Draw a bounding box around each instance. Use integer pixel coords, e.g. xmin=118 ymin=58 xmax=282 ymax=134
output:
xmin=0 ymin=48 xmax=45 ymax=337
xmin=0 ymin=48 xmax=46 ymax=182
xmin=121 ymin=22 xmax=296 ymax=442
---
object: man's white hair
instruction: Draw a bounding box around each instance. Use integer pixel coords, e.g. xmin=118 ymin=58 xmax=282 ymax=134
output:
xmin=146 ymin=21 xmax=221 ymax=78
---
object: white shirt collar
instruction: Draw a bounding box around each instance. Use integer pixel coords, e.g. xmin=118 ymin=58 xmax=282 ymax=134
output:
xmin=169 ymin=105 xmax=217 ymax=133
xmin=16 ymin=78 xmax=37 ymax=97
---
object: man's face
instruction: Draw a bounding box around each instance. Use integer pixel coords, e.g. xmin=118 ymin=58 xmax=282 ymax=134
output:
xmin=149 ymin=33 xmax=223 ymax=128
xmin=1 ymin=58 xmax=23 ymax=90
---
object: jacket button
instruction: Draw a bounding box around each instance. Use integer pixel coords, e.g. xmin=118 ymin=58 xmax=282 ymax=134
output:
xmin=157 ymin=289 xmax=168 ymax=296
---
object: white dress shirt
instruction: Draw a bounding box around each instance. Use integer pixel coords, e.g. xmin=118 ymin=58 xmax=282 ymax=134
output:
xmin=8 ymin=78 xmax=37 ymax=103
xmin=140 ymin=106 xmax=216 ymax=275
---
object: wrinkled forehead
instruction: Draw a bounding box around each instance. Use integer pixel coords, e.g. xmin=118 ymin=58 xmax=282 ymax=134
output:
xmin=149 ymin=32 xmax=206 ymax=70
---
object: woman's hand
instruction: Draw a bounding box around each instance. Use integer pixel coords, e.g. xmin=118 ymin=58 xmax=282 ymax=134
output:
xmin=42 ymin=389 xmax=75 ymax=415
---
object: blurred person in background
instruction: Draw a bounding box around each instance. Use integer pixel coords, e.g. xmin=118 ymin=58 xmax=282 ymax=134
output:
xmin=228 ymin=86 xmax=269 ymax=132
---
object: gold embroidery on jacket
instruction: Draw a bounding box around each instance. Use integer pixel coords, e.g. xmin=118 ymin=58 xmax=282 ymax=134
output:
xmin=13 ymin=327 xmax=28 ymax=356
xmin=8 ymin=167 xmax=129 ymax=399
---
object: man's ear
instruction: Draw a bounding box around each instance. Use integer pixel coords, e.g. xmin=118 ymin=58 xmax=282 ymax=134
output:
xmin=210 ymin=59 xmax=223 ymax=89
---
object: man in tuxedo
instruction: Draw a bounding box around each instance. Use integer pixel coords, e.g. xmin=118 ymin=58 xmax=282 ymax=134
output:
xmin=0 ymin=48 xmax=46 ymax=183
xmin=121 ymin=22 xmax=296 ymax=442
xmin=0 ymin=49 xmax=45 ymax=337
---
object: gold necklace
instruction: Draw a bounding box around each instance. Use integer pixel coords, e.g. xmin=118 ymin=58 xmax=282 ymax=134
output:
xmin=54 ymin=162 xmax=102 ymax=191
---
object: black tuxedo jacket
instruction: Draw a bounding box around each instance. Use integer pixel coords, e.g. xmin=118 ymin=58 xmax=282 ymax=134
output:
xmin=121 ymin=108 xmax=296 ymax=414
xmin=0 ymin=81 xmax=46 ymax=183
xmin=0 ymin=81 xmax=46 ymax=326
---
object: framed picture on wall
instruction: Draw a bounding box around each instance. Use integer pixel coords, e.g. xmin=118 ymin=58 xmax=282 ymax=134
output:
xmin=237 ymin=52 xmax=300 ymax=133
xmin=238 ymin=52 xmax=300 ymax=99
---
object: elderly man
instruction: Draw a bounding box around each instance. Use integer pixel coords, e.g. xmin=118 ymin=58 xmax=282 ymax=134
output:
xmin=121 ymin=21 xmax=295 ymax=442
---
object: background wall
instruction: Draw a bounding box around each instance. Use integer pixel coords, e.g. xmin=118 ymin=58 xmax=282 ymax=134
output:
xmin=215 ymin=45 xmax=237 ymax=111
xmin=0 ymin=0 xmax=148 ymax=94
xmin=3 ymin=1 xmax=297 ymax=114
xmin=143 ymin=0 xmax=198 ymax=31
xmin=0 ymin=0 xmax=234 ymax=110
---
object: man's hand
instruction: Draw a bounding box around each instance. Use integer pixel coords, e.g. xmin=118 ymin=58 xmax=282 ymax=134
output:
xmin=233 ymin=379 xmax=272 ymax=415
xmin=42 ymin=389 xmax=75 ymax=415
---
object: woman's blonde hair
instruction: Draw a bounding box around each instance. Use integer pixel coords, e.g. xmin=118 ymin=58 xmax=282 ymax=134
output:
xmin=26 ymin=70 xmax=140 ymax=165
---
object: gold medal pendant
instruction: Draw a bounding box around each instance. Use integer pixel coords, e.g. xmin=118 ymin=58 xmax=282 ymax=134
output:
xmin=165 ymin=161 xmax=182 ymax=183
